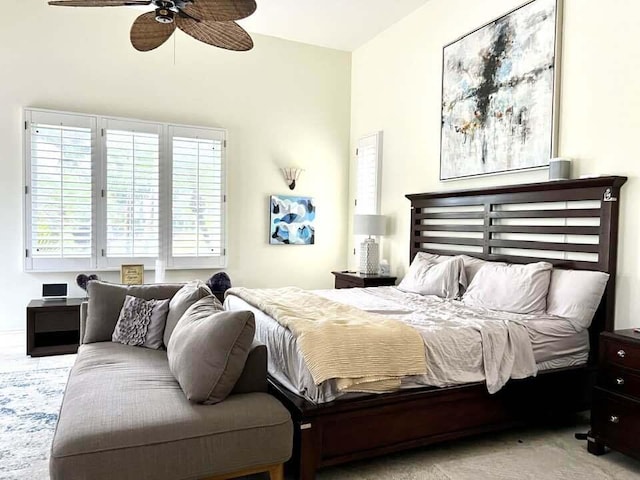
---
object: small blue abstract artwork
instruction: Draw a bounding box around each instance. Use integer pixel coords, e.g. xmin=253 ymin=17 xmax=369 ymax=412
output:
xmin=270 ymin=195 xmax=315 ymax=245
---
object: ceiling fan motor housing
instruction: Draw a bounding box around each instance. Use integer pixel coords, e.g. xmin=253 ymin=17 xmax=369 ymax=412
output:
xmin=155 ymin=7 xmax=175 ymax=23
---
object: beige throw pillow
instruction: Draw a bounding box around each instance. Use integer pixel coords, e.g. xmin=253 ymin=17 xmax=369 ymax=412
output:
xmin=167 ymin=297 xmax=255 ymax=404
xmin=163 ymin=280 xmax=212 ymax=347
xmin=462 ymin=261 xmax=553 ymax=314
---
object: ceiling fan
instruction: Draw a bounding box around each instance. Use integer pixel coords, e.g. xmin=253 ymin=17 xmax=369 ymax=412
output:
xmin=48 ymin=0 xmax=257 ymax=52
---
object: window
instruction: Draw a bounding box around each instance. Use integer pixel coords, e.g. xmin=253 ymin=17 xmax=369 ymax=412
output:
xmin=353 ymin=132 xmax=383 ymax=258
xmin=102 ymin=119 xmax=162 ymax=267
xmin=24 ymin=108 xmax=227 ymax=272
xmin=355 ymin=131 xmax=383 ymax=215
xmin=24 ymin=110 xmax=96 ymax=271
xmin=169 ymin=126 xmax=226 ymax=268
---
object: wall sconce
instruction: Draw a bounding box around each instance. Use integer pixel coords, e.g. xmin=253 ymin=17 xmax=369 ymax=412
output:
xmin=281 ymin=167 xmax=304 ymax=190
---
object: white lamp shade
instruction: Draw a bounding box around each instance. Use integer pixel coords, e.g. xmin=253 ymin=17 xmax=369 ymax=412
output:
xmin=354 ymin=214 xmax=387 ymax=236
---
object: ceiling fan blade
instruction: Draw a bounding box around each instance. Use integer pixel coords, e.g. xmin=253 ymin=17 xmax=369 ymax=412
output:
xmin=176 ymin=17 xmax=253 ymax=51
xmin=130 ymin=12 xmax=176 ymax=52
xmin=49 ymin=0 xmax=151 ymax=6
xmin=181 ymin=0 xmax=257 ymax=22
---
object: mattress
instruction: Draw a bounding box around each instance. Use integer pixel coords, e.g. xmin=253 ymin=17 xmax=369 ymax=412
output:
xmin=226 ymin=286 xmax=590 ymax=404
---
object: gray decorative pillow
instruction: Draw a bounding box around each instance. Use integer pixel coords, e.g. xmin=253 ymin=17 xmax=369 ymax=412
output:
xmin=112 ymin=295 xmax=170 ymax=350
xmin=84 ymin=281 xmax=183 ymax=344
xmin=164 ymin=280 xmax=213 ymax=347
xmin=167 ymin=297 xmax=255 ymax=404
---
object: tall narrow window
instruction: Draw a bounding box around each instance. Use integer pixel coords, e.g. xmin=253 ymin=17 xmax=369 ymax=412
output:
xmin=170 ymin=126 xmax=226 ymax=268
xmin=103 ymin=119 xmax=161 ymax=266
xmin=25 ymin=111 xmax=95 ymax=271
xmin=355 ymin=132 xmax=383 ymax=215
xmin=354 ymin=131 xmax=383 ymax=258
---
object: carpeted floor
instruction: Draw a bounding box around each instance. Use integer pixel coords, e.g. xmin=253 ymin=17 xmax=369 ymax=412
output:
xmin=0 ymin=342 xmax=639 ymax=480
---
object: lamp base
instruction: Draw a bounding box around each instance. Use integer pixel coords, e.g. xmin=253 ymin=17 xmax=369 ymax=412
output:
xmin=359 ymin=238 xmax=379 ymax=275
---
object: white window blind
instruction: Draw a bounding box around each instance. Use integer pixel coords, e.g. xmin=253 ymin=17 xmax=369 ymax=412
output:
xmin=24 ymin=111 xmax=95 ymax=271
xmin=355 ymin=132 xmax=382 ymax=215
xmin=170 ymin=126 xmax=226 ymax=268
xmin=103 ymin=119 xmax=161 ymax=265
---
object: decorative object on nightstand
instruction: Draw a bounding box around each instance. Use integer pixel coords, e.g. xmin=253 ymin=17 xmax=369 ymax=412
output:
xmin=75 ymin=274 xmax=99 ymax=292
xmin=207 ymin=272 xmax=232 ymax=303
xmin=121 ymin=264 xmax=144 ymax=285
xmin=588 ymin=329 xmax=640 ymax=460
xmin=154 ymin=259 xmax=166 ymax=283
xmin=354 ymin=214 xmax=387 ymax=275
xmin=332 ymin=271 xmax=396 ymax=289
xmin=27 ymin=298 xmax=83 ymax=357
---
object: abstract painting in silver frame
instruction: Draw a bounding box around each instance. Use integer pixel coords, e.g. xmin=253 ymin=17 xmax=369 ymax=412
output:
xmin=440 ymin=0 xmax=562 ymax=181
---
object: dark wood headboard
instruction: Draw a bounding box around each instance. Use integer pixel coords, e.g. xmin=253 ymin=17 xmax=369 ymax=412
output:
xmin=406 ymin=176 xmax=627 ymax=359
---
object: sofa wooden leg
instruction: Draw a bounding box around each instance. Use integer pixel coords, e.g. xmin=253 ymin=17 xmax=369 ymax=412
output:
xmin=268 ymin=463 xmax=284 ymax=480
xmin=203 ymin=463 xmax=284 ymax=480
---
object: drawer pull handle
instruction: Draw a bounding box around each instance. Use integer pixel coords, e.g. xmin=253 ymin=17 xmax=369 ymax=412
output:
xmin=617 ymin=350 xmax=626 ymax=358
xmin=609 ymin=415 xmax=620 ymax=424
xmin=616 ymin=377 xmax=625 ymax=386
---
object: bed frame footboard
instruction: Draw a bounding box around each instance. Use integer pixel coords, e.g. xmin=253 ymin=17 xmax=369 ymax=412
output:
xmin=272 ymin=366 xmax=594 ymax=480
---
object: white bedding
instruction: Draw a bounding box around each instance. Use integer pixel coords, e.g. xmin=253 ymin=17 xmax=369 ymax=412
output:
xmin=225 ymin=286 xmax=589 ymax=404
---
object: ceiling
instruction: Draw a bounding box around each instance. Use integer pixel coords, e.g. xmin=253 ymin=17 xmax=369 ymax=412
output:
xmin=235 ymin=0 xmax=431 ymax=52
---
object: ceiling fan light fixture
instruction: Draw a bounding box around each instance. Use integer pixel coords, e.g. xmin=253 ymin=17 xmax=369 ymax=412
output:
xmin=155 ymin=7 xmax=174 ymax=23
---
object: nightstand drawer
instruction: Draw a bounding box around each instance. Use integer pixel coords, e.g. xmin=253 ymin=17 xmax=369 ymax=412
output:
xmin=335 ymin=277 xmax=362 ymax=289
xmin=602 ymin=337 xmax=640 ymax=371
xmin=592 ymin=388 xmax=640 ymax=456
xmin=600 ymin=366 xmax=640 ymax=399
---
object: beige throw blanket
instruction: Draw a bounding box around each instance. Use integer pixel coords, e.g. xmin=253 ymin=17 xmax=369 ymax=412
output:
xmin=227 ymin=287 xmax=427 ymax=393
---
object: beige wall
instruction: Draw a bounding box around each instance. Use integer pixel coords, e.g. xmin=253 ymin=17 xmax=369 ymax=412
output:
xmin=350 ymin=0 xmax=640 ymax=329
xmin=0 ymin=2 xmax=351 ymax=331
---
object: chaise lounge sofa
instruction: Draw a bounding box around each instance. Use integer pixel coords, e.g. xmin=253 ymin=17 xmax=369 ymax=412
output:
xmin=49 ymin=282 xmax=293 ymax=480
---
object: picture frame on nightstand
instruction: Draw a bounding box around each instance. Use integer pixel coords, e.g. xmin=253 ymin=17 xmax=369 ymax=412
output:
xmin=120 ymin=264 xmax=144 ymax=285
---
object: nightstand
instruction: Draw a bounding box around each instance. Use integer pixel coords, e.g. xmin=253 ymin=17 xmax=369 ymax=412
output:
xmin=26 ymin=298 xmax=83 ymax=357
xmin=331 ymin=271 xmax=397 ymax=289
xmin=588 ymin=329 xmax=640 ymax=460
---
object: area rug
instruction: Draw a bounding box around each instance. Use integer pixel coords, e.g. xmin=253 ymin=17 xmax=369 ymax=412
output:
xmin=0 ymin=367 xmax=70 ymax=480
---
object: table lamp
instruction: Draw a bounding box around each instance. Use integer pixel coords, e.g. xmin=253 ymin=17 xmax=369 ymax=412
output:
xmin=354 ymin=214 xmax=387 ymax=275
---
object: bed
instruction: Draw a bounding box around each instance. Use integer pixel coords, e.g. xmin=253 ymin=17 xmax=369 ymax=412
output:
xmin=227 ymin=176 xmax=627 ymax=480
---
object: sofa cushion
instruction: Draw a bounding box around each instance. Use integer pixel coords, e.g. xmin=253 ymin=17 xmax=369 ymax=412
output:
xmin=84 ymin=282 xmax=184 ymax=344
xmin=112 ymin=295 xmax=170 ymax=350
xmin=163 ymin=280 xmax=213 ymax=347
xmin=50 ymin=342 xmax=292 ymax=480
xmin=168 ymin=297 xmax=255 ymax=404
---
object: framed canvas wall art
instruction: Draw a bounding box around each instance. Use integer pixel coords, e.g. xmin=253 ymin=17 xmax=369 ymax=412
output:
xmin=440 ymin=0 xmax=562 ymax=180
xmin=270 ymin=195 xmax=315 ymax=245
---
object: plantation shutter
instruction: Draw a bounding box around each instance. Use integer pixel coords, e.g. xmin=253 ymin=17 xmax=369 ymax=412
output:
xmin=25 ymin=110 xmax=96 ymax=271
xmin=101 ymin=119 xmax=161 ymax=268
xmin=169 ymin=125 xmax=226 ymax=268
xmin=355 ymin=132 xmax=382 ymax=215
xmin=354 ymin=132 xmax=383 ymax=260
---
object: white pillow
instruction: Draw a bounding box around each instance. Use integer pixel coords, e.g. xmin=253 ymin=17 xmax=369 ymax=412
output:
xmin=459 ymin=255 xmax=489 ymax=284
xmin=546 ymin=269 xmax=610 ymax=331
xmin=462 ymin=261 xmax=553 ymax=314
xmin=414 ymin=252 xmax=488 ymax=291
xmin=398 ymin=255 xmax=466 ymax=298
